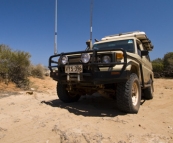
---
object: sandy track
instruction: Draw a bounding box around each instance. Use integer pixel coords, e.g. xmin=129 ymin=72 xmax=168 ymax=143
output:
xmin=0 ymin=78 xmax=173 ymax=143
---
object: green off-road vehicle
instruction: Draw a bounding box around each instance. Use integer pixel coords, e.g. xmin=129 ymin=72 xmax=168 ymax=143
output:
xmin=49 ymin=31 xmax=154 ymax=113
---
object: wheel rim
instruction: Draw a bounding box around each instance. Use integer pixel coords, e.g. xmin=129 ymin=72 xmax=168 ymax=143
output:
xmin=131 ymin=81 xmax=139 ymax=106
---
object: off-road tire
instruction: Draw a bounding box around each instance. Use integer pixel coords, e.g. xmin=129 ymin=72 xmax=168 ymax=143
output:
xmin=143 ymin=80 xmax=153 ymax=100
xmin=57 ymin=82 xmax=80 ymax=103
xmin=116 ymin=73 xmax=141 ymax=113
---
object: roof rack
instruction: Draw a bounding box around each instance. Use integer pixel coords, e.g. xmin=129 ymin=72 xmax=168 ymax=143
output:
xmin=104 ymin=31 xmax=141 ymax=38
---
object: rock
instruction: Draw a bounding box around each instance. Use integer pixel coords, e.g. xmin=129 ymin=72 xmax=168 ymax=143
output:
xmin=30 ymin=88 xmax=35 ymax=91
xmin=14 ymin=119 xmax=20 ymax=123
xmin=168 ymin=126 xmax=172 ymax=129
xmin=26 ymin=91 xmax=33 ymax=95
xmin=0 ymin=127 xmax=7 ymax=131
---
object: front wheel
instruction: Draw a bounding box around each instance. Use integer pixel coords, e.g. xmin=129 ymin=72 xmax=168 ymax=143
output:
xmin=116 ymin=73 xmax=141 ymax=113
xmin=57 ymin=83 xmax=80 ymax=103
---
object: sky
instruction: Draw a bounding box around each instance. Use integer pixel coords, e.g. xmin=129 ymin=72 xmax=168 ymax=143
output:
xmin=0 ymin=0 xmax=173 ymax=66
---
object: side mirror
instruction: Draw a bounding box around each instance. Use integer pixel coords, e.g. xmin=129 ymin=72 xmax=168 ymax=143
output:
xmin=86 ymin=40 xmax=92 ymax=50
xmin=141 ymin=50 xmax=149 ymax=56
xmin=86 ymin=40 xmax=90 ymax=47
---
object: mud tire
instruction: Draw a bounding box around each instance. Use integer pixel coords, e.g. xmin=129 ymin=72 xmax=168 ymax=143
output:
xmin=57 ymin=83 xmax=80 ymax=103
xmin=116 ymin=73 xmax=141 ymax=113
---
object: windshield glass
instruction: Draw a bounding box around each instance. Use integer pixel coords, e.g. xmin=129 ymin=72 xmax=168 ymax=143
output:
xmin=93 ymin=39 xmax=135 ymax=53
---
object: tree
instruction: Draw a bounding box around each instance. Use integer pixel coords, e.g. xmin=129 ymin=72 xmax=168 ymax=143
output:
xmin=163 ymin=52 xmax=173 ymax=70
xmin=152 ymin=58 xmax=164 ymax=72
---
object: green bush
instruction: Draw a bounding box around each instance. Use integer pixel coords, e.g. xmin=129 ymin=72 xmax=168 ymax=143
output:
xmin=152 ymin=58 xmax=164 ymax=72
xmin=30 ymin=64 xmax=45 ymax=79
xmin=0 ymin=44 xmax=31 ymax=89
xmin=0 ymin=45 xmax=12 ymax=74
xmin=163 ymin=52 xmax=173 ymax=70
xmin=152 ymin=62 xmax=164 ymax=72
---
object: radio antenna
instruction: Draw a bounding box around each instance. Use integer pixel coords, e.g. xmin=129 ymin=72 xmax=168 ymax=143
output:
xmin=90 ymin=0 xmax=94 ymax=49
xmin=54 ymin=0 xmax=58 ymax=54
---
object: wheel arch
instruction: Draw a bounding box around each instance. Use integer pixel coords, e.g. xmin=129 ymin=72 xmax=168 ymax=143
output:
xmin=126 ymin=61 xmax=141 ymax=83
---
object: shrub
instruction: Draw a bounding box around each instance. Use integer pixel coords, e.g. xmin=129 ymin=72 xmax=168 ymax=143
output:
xmin=0 ymin=45 xmax=12 ymax=74
xmin=30 ymin=64 xmax=45 ymax=79
xmin=0 ymin=44 xmax=31 ymax=89
xmin=152 ymin=58 xmax=164 ymax=72
xmin=163 ymin=52 xmax=173 ymax=70
xmin=152 ymin=62 xmax=164 ymax=72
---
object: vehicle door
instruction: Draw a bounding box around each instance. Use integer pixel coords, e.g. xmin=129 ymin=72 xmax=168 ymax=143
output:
xmin=136 ymin=41 xmax=150 ymax=84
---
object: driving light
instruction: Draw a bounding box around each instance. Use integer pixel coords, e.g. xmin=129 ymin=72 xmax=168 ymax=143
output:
xmin=81 ymin=53 xmax=90 ymax=63
xmin=102 ymin=55 xmax=111 ymax=63
xmin=61 ymin=55 xmax=68 ymax=65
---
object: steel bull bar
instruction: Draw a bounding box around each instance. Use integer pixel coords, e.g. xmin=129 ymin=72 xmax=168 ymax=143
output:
xmin=48 ymin=49 xmax=128 ymax=83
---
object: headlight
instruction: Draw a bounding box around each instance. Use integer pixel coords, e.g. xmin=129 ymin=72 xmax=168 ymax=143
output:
xmin=102 ymin=55 xmax=111 ymax=63
xmin=61 ymin=55 xmax=68 ymax=65
xmin=81 ymin=53 xmax=90 ymax=63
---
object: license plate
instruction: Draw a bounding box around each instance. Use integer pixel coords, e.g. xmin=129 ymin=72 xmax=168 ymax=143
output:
xmin=65 ymin=65 xmax=83 ymax=73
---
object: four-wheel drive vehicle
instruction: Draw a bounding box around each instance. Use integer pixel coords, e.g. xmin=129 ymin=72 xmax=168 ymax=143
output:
xmin=49 ymin=31 xmax=154 ymax=113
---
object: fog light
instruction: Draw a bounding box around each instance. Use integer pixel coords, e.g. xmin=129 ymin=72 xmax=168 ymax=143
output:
xmin=102 ymin=55 xmax=111 ymax=63
xmin=81 ymin=53 xmax=90 ymax=63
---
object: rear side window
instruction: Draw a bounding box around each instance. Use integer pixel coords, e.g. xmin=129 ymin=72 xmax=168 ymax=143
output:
xmin=137 ymin=43 xmax=141 ymax=56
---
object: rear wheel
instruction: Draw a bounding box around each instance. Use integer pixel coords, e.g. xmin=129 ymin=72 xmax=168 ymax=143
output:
xmin=116 ymin=73 xmax=141 ymax=113
xmin=57 ymin=83 xmax=80 ymax=103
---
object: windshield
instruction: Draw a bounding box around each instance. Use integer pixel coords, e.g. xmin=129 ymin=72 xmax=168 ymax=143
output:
xmin=93 ymin=39 xmax=135 ymax=53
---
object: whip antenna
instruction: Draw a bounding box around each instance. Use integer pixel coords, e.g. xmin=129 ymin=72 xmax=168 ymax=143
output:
xmin=54 ymin=0 xmax=58 ymax=54
xmin=90 ymin=0 xmax=94 ymax=49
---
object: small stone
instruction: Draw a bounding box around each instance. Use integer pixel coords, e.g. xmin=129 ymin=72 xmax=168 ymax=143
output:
xmin=0 ymin=127 xmax=7 ymax=131
xmin=14 ymin=119 xmax=20 ymax=123
xmin=168 ymin=126 xmax=172 ymax=129
xmin=30 ymin=88 xmax=35 ymax=91
xmin=9 ymin=102 xmax=15 ymax=105
xmin=26 ymin=91 xmax=33 ymax=95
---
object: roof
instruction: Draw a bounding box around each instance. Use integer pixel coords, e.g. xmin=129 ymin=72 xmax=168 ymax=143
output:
xmin=100 ymin=31 xmax=154 ymax=51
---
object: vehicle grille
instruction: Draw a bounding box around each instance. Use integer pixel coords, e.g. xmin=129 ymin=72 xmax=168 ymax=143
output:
xmin=68 ymin=57 xmax=81 ymax=64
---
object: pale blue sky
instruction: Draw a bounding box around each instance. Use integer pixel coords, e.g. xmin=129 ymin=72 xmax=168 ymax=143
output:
xmin=0 ymin=0 xmax=173 ymax=66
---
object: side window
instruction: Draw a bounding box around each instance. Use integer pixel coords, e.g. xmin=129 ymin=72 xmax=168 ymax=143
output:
xmin=137 ymin=43 xmax=141 ymax=56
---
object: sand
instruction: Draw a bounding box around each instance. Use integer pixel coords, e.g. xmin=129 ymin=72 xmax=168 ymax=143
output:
xmin=0 ymin=77 xmax=173 ymax=143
